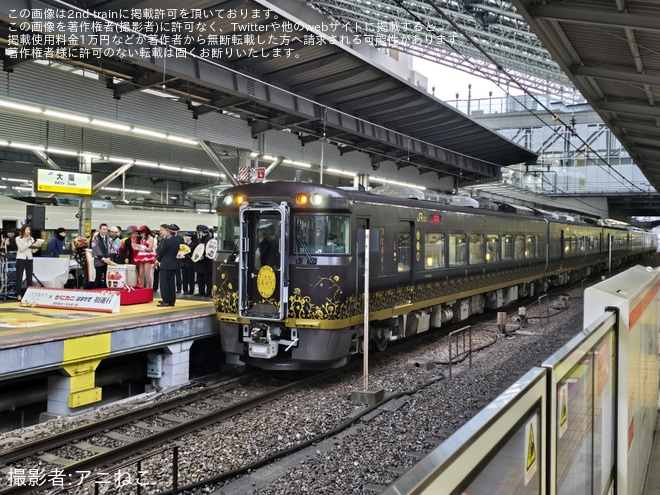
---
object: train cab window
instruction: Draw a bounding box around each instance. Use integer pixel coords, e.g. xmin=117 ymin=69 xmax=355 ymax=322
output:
xmin=525 ymin=235 xmax=538 ymax=258
xmin=448 ymin=233 xmax=467 ymax=267
xmin=218 ymin=213 xmax=240 ymax=251
xmin=502 ymin=234 xmax=513 ymax=261
xmin=424 ymin=233 xmax=445 ymax=269
xmin=469 ymin=234 xmax=484 ymax=264
xmin=514 ymin=234 xmax=525 ymax=259
xmin=486 ymin=234 xmax=500 ymax=263
xmin=295 ymin=215 xmax=350 ymax=254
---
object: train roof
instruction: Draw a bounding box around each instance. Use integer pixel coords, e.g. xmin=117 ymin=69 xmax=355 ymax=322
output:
xmin=218 ymin=181 xmax=616 ymax=227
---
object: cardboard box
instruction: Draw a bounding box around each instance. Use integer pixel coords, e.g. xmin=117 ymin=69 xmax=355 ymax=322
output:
xmin=92 ymin=287 xmax=153 ymax=305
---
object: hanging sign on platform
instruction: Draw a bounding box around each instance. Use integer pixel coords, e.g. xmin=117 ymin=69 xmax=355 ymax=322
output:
xmin=21 ymin=287 xmax=120 ymax=313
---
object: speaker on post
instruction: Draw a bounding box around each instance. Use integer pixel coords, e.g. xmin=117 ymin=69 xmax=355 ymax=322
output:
xmin=26 ymin=205 xmax=46 ymax=230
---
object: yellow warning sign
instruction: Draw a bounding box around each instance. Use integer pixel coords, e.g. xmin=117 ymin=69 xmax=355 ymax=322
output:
xmin=559 ymin=383 xmax=568 ymax=438
xmin=527 ymin=425 xmax=536 ymax=469
xmin=525 ymin=419 xmax=538 ymax=485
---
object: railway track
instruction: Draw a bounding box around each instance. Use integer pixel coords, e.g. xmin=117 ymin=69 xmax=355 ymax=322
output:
xmin=0 ymin=370 xmax=334 ymax=494
xmin=0 ymin=277 xmax=605 ymax=494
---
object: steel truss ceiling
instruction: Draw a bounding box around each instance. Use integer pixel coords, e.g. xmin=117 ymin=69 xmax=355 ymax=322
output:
xmin=307 ymin=0 xmax=575 ymax=97
xmin=0 ymin=0 xmax=537 ymax=196
xmin=512 ymin=0 xmax=660 ymax=194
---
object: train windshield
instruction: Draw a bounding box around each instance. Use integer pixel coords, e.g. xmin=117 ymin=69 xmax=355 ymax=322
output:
xmin=295 ymin=215 xmax=350 ymax=254
xmin=217 ymin=213 xmax=239 ymax=251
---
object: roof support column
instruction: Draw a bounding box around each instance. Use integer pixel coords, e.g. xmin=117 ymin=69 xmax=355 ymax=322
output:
xmin=354 ymin=174 xmax=369 ymax=190
xmin=200 ymin=141 xmax=239 ymax=186
xmin=79 ymin=155 xmax=92 ymax=238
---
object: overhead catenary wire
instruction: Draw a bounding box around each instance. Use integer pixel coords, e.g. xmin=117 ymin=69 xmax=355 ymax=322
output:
xmin=388 ymin=0 xmax=647 ymax=195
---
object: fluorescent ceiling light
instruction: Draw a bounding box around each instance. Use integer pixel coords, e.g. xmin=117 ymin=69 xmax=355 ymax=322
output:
xmin=9 ymin=142 xmax=45 ymax=151
xmin=134 ymin=160 xmax=159 ymax=168
xmin=43 ymin=110 xmax=90 ymax=123
xmin=166 ymin=135 xmax=198 ymax=146
xmin=327 ymin=168 xmax=356 ymax=177
xmin=160 ymin=165 xmax=182 ymax=171
xmin=2 ymin=177 xmax=32 ymax=183
xmin=371 ymin=176 xmax=426 ymax=190
xmin=91 ymin=119 xmax=131 ymax=131
xmin=132 ymin=128 xmax=167 ymax=139
xmin=0 ymin=99 xmax=41 ymax=113
xmin=107 ymin=156 xmax=134 ymax=163
xmin=180 ymin=167 xmax=204 ymax=175
xmin=45 ymin=147 xmax=80 ymax=157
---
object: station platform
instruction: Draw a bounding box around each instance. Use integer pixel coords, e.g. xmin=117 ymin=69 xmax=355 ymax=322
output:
xmin=0 ymin=297 xmax=215 ymax=352
xmin=0 ymin=295 xmax=218 ymax=416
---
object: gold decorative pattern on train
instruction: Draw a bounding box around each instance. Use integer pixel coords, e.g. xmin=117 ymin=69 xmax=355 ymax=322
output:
xmin=288 ymin=278 xmax=359 ymax=320
xmin=215 ymin=271 xmax=238 ymax=313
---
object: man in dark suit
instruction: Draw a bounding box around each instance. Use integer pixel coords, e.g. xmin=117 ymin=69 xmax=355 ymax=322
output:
xmin=91 ymin=223 xmax=113 ymax=289
xmin=194 ymin=224 xmax=213 ymax=297
xmin=156 ymin=223 xmax=182 ymax=307
xmin=181 ymin=232 xmax=197 ymax=294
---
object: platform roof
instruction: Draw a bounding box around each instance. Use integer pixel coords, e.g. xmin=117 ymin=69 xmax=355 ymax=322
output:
xmin=512 ymin=0 xmax=660 ymax=193
xmin=0 ymin=0 xmax=537 ymax=195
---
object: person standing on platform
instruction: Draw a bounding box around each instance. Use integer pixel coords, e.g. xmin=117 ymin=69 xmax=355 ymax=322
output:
xmin=181 ymin=232 xmax=197 ymax=294
xmin=91 ymin=223 xmax=113 ymax=289
xmin=49 ymin=227 xmax=69 ymax=257
xmin=134 ymin=226 xmax=157 ymax=289
xmin=15 ymin=224 xmax=37 ymax=300
xmin=194 ymin=224 xmax=213 ymax=297
xmin=156 ymin=223 xmax=181 ymax=307
xmin=1 ymin=227 xmax=17 ymax=255
xmin=109 ymin=226 xmax=121 ymax=262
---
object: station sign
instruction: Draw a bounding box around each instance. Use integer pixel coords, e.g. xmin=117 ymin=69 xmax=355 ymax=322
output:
xmin=34 ymin=168 xmax=92 ymax=196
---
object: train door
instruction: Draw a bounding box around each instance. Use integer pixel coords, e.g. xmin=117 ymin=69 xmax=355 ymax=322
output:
xmin=237 ymin=202 xmax=289 ymax=321
xmin=397 ymin=221 xmax=413 ymax=287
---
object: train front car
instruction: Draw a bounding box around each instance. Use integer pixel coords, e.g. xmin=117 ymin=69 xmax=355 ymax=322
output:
xmin=214 ymin=182 xmax=358 ymax=370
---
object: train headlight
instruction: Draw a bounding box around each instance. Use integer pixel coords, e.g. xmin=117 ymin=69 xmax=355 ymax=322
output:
xmin=310 ymin=193 xmax=324 ymax=206
xmin=222 ymin=194 xmax=234 ymax=206
xmin=295 ymin=193 xmax=309 ymax=205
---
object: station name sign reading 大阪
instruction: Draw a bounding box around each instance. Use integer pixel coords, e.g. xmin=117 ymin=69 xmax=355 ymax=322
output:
xmin=35 ymin=169 xmax=92 ymax=195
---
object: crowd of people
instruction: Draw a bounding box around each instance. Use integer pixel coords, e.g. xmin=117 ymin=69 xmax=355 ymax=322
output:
xmin=1 ymin=222 xmax=217 ymax=306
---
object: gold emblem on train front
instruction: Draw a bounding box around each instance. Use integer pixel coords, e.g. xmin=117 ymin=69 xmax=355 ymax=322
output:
xmin=257 ymin=265 xmax=277 ymax=298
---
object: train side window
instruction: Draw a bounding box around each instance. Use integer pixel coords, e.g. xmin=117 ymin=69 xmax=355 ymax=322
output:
xmin=486 ymin=234 xmax=500 ymax=262
xmin=448 ymin=233 xmax=466 ymax=267
xmin=514 ymin=234 xmax=525 ymax=259
xmin=424 ymin=233 xmax=445 ymax=269
xmin=564 ymin=234 xmax=573 ymax=254
xmin=397 ymin=231 xmax=411 ymax=272
xmin=296 ymin=215 xmax=350 ymax=254
xmin=525 ymin=234 xmax=538 ymax=258
xmin=502 ymin=234 xmax=513 ymax=260
xmin=469 ymin=234 xmax=484 ymax=264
